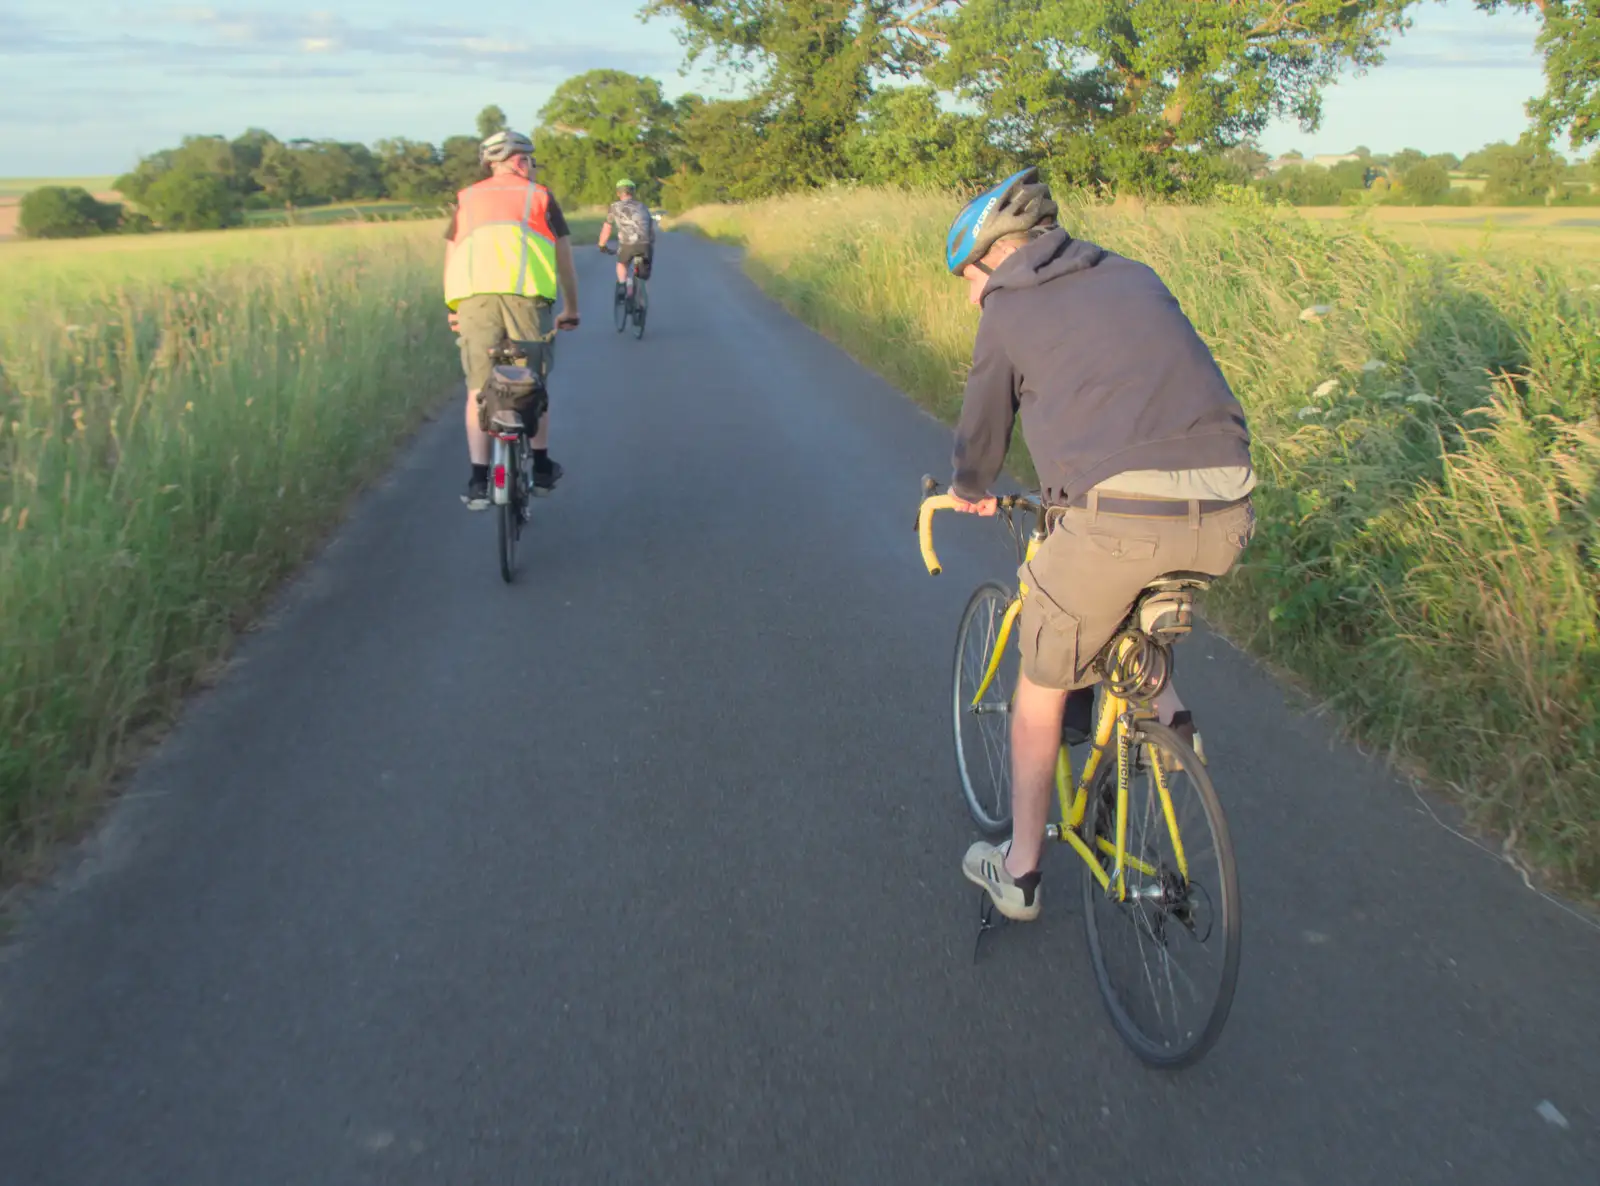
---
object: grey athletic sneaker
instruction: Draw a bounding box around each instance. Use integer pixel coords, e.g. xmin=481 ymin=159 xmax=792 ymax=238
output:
xmin=962 ymin=839 xmax=1042 ymax=922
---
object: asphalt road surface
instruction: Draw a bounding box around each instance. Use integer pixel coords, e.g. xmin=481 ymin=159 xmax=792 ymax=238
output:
xmin=2 ymin=234 xmax=1596 ymax=1186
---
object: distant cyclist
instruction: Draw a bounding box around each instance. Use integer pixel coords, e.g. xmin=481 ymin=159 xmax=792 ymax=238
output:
xmin=597 ymin=179 xmax=655 ymax=299
xmin=444 ymin=130 xmax=579 ymax=509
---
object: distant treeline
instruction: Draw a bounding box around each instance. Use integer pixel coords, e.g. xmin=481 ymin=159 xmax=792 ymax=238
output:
xmin=1248 ymin=142 xmax=1598 ymax=208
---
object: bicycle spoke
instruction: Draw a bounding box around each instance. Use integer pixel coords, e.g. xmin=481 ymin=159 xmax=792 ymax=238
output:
xmin=1083 ymin=721 xmax=1240 ymax=1067
xmin=953 ymin=583 xmax=1016 ymax=834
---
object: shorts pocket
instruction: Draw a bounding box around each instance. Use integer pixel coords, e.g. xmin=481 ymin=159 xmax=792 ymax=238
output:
xmin=1087 ymin=529 xmax=1159 ymax=563
xmin=1022 ymin=589 xmax=1084 ymax=691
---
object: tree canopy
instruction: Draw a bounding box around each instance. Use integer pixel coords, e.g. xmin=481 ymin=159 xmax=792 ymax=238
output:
xmin=535 ymin=70 xmax=678 ymax=205
xmin=1478 ymin=2 xmax=1599 ymax=150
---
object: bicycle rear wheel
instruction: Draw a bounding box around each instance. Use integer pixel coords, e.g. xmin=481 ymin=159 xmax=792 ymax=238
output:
xmin=498 ymin=499 xmax=518 ymax=583
xmin=1080 ymin=720 xmax=1240 ymax=1069
xmin=633 ymin=279 xmax=648 ymax=338
xmin=497 ymin=441 xmax=525 ymax=584
xmin=952 ymin=581 xmax=1016 ymax=835
xmin=613 ymin=287 xmax=628 ymax=332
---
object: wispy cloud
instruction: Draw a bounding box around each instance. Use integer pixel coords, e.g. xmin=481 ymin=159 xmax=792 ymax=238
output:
xmin=4 ymin=7 xmax=675 ymax=77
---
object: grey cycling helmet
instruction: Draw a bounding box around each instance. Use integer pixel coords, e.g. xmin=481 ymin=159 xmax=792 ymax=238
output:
xmin=479 ymin=130 xmax=535 ymax=166
xmin=945 ymin=167 xmax=1059 ymax=275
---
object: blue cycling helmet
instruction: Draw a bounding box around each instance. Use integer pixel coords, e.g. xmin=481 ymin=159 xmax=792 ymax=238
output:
xmin=945 ymin=167 xmax=1058 ymax=276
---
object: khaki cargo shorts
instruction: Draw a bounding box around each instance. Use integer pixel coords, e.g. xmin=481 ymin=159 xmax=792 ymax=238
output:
xmin=1018 ymin=497 xmax=1256 ymax=690
xmin=456 ymin=294 xmax=555 ymax=393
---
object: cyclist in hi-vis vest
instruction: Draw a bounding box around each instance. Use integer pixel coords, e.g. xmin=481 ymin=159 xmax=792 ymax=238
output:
xmin=444 ymin=130 xmax=580 ymax=509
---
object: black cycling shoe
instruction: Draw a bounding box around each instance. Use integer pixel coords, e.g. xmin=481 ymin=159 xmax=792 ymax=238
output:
xmin=1062 ymin=686 xmax=1096 ymax=747
xmin=533 ymin=460 xmax=563 ymax=495
xmin=462 ymin=476 xmax=490 ymax=510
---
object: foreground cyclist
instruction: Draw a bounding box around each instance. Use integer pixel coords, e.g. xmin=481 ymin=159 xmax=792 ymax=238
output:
xmin=596 ymin=179 xmax=655 ymax=298
xmin=944 ymin=168 xmax=1257 ymax=922
xmin=444 ymin=130 xmax=580 ymax=509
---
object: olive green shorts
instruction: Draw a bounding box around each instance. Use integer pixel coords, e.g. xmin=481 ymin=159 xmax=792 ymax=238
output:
xmin=455 ymin=294 xmax=555 ymax=393
xmin=1018 ymin=498 xmax=1256 ymax=690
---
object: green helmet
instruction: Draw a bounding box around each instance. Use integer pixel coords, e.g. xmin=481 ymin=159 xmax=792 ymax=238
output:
xmin=615 ymin=178 xmax=636 ymax=191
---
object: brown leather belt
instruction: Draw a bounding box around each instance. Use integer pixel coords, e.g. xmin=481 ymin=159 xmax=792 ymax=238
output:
xmin=1057 ymin=491 xmax=1251 ymax=518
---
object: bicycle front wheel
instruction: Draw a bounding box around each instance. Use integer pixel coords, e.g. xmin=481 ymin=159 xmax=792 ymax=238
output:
xmin=1080 ymin=720 xmax=1240 ymax=1069
xmin=952 ymin=581 xmax=1017 ymax=835
xmin=633 ymin=279 xmax=648 ymax=339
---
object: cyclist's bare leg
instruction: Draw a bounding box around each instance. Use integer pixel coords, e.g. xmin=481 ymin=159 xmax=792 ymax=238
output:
xmin=615 ymin=259 xmax=627 ymax=286
xmin=528 ymin=408 xmax=549 ymax=450
xmin=1007 ymin=672 xmax=1067 ymax=878
xmin=465 ymin=388 xmax=490 ymax=465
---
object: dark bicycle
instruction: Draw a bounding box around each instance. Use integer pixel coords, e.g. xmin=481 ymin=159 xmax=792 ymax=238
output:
xmin=604 ymin=244 xmax=648 ymax=339
xmin=479 ymin=338 xmax=550 ymax=583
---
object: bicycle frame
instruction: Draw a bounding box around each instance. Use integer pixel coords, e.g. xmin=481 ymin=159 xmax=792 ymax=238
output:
xmin=918 ymin=486 xmax=1190 ymax=903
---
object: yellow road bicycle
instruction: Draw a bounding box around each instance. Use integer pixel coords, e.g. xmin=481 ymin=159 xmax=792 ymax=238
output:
xmin=917 ymin=478 xmax=1240 ymax=1069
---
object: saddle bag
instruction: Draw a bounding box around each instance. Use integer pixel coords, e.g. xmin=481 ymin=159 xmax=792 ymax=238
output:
xmin=478 ymin=364 xmax=546 ymax=433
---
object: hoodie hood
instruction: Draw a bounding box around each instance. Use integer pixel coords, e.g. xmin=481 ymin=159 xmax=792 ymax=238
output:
xmin=981 ymin=228 xmax=1107 ymax=304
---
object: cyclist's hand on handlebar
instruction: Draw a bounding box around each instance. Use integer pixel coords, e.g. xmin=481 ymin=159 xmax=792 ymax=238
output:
xmin=447 ymin=311 xmax=460 ymax=333
xmin=950 ymin=492 xmax=999 ymax=516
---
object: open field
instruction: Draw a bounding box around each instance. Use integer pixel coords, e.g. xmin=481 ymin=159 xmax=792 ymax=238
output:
xmin=0 ymin=222 xmax=462 ymax=876
xmin=0 ymin=176 xmax=118 ymax=199
xmin=678 ymin=191 xmax=1600 ymax=894
xmin=1297 ymin=204 xmax=1600 ymax=261
xmin=243 ymin=200 xmax=436 ymax=227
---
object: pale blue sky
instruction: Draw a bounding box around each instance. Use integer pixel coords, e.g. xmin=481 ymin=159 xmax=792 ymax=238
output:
xmin=0 ymin=0 xmax=1562 ymax=178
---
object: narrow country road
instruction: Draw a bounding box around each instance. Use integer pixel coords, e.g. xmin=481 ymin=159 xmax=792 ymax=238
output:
xmin=1 ymin=234 xmax=1595 ymax=1185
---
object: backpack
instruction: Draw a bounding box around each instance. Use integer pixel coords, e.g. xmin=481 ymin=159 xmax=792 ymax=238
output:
xmin=610 ymin=199 xmax=654 ymax=245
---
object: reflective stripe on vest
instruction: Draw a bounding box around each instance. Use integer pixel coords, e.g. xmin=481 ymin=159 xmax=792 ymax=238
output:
xmin=444 ymin=177 xmax=560 ymax=309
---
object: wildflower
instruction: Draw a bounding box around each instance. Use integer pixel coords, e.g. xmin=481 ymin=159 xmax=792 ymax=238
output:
xmin=1313 ymin=378 xmax=1339 ymax=398
xmin=1297 ymin=407 xmax=1321 ymax=420
xmin=1299 ymin=305 xmax=1332 ymax=321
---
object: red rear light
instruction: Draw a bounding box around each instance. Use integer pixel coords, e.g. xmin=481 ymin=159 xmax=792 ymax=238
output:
xmin=493 ymin=466 xmax=507 ymax=489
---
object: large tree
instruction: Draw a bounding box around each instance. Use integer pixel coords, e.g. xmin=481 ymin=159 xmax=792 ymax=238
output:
xmin=535 ymin=69 xmax=677 ymax=204
xmin=1477 ymin=2 xmax=1599 ymax=150
xmin=642 ymin=1 xmax=952 ymax=190
xmin=656 ymin=94 xmax=772 ymax=208
xmin=931 ymin=0 xmax=1417 ymax=192
xmin=845 ymin=84 xmax=1001 ymax=189
xmin=477 ymin=105 xmax=510 ymax=139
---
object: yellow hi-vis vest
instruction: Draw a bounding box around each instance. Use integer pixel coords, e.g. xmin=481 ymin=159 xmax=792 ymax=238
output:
xmin=443 ymin=176 xmax=560 ymax=310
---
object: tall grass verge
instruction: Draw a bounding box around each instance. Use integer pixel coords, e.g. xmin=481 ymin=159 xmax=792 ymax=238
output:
xmin=1 ymin=223 xmax=460 ymax=878
xmin=678 ymin=190 xmax=1600 ymax=894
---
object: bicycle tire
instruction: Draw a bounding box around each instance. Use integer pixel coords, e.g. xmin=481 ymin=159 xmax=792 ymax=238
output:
xmin=498 ymin=497 xmax=517 ymax=583
xmin=1080 ymin=720 xmax=1240 ymax=1069
xmin=498 ymin=441 xmax=527 ymax=584
xmin=633 ymin=279 xmax=648 ymax=339
xmin=613 ymin=288 xmax=628 ymax=333
xmin=952 ymin=581 xmax=1017 ymax=835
